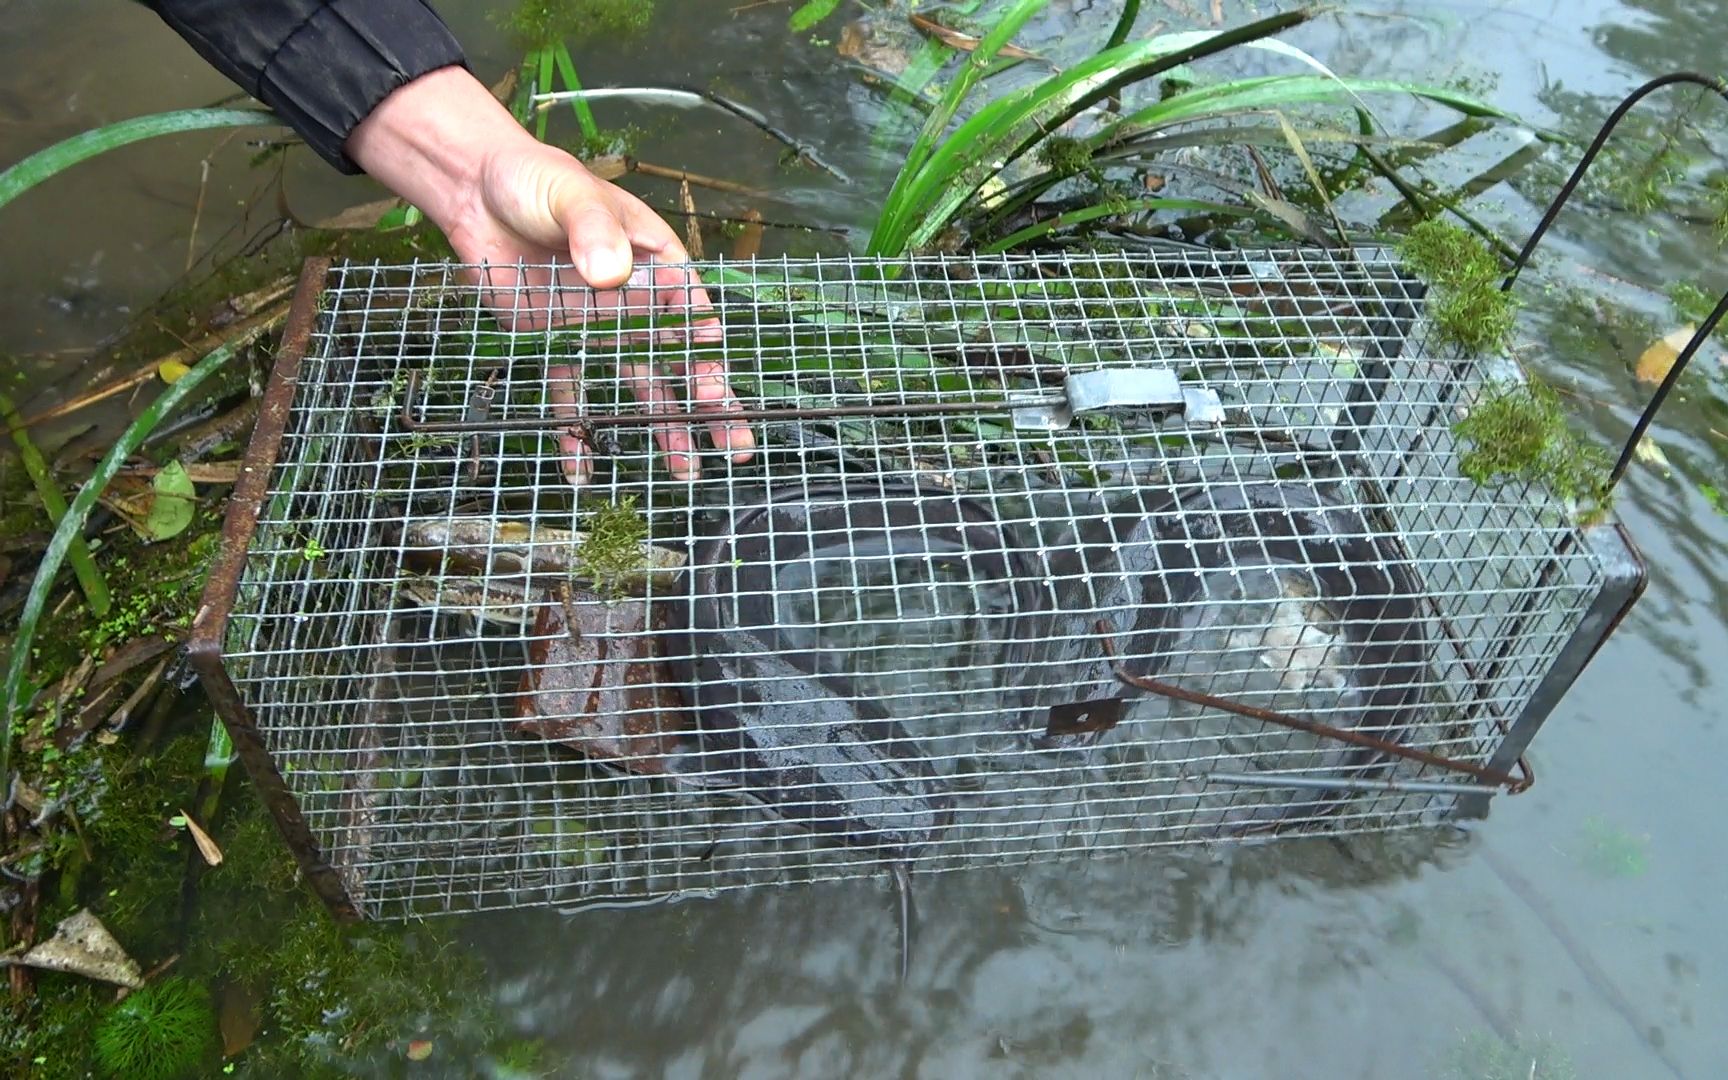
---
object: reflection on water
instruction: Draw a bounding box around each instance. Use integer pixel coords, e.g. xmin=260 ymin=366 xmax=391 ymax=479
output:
xmin=5 ymin=0 xmax=1728 ymax=1075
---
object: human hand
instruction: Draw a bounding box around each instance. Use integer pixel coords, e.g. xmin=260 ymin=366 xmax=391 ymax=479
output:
xmin=346 ymin=66 xmax=756 ymax=483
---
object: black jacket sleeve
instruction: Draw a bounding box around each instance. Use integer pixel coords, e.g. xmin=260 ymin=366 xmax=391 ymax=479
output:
xmin=142 ymin=0 xmax=469 ymax=174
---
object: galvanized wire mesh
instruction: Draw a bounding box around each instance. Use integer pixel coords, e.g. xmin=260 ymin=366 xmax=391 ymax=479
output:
xmin=209 ymin=248 xmax=1616 ymax=919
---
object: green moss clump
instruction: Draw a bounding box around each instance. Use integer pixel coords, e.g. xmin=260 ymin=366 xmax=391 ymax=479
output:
xmin=500 ymin=0 xmax=654 ymax=48
xmin=1398 ymin=219 xmax=1518 ymax=353
xmin=1452 ymin=379 xmax=1613 ymax=520
xmin=577 ymin=496 xmax=650 ymax=597
xmin=1036 ymin=136 xmax=1098 ymax=180
xmin=93 ymin=977 xmax=216 ymax=1080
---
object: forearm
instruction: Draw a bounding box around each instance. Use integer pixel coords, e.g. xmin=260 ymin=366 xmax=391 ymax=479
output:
xmin=143 ymin=0 xmax=467 ymax=173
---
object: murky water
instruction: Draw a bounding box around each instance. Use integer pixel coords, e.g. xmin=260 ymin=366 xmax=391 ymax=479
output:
xmin=5 ymin=0 xmax=1727 ymax=1075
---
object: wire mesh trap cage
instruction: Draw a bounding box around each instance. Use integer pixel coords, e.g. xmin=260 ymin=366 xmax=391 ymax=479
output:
xmin=184 ymin=243 xmax=1648 ymax=922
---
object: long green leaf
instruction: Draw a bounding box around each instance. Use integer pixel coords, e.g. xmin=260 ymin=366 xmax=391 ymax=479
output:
xmin=886 ymin=10 xmax=1314 ymax=255
xmin=552 ymin=43 xmax=601 ymax=140
xmin=874 ymin=0 xmax=1052 ymax=251
xmin=0 ymin=393 xmax=109 ymax=614
xmin=1 ymin=333 xmax=251 ymax=778
xmin=1094 ymin=75 xmax=1531 ymax=147
xmin=0 ymin=108 xmax=279 ymax=213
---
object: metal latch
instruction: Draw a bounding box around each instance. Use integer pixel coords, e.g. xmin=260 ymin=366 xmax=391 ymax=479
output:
xmin=1010 ymin=368 xmax=1224 ymax=431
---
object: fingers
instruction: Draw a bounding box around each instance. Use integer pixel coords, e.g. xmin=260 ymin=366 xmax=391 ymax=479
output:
xmin=622 ymin=361 xmax=698 ymax=481
xmin=682 ymin=356 xmax=757 ymax=463
xmin=545 ymin=364 xmax=592 ymax=486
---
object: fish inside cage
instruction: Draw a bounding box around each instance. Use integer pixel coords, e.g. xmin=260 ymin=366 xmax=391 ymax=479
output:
xmin=188 ymin=248 xmax=1644 ymax=923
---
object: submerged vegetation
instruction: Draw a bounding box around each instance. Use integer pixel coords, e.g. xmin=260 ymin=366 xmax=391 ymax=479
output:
xmin=93 ymin=977 xmax=216 ymax=1080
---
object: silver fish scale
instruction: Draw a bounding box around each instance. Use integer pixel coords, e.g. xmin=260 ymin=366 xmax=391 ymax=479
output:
xmin=191 ymin=249 xmax=1644 ymax=921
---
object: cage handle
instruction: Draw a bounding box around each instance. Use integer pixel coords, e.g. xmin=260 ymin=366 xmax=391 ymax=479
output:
xmin=1499 ymin=71 xmax=1728 ymax=491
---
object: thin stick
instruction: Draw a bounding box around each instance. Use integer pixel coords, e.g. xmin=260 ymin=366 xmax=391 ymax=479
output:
xmin=631 ymin=160 xmax=770 ymax=197
xmin=1097 ymin=621 xmax=1520 ymax=788
xmin=186 ymin=159 xmax=209 ymax=272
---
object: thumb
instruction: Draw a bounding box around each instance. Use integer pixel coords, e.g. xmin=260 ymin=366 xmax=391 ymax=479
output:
xmin=553 ymin=183 xmax=634 ymax=289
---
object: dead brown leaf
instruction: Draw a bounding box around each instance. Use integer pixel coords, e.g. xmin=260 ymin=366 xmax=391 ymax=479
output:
xmin=178 ymin=809 xmax=224 ymax=867
xmin=585 ymin=154 xmax=630 ymax=181
xmin=1212 ymin=0 xmax=1225 ymax=24
xmin=218 ymin=979 xmax=263 ymax=1058
xmin=679 ymin=179 xmax=704 ymax=260
xmin=312 ymin=198 xmax=403 ymax=232
xmin=910 ymin=12 xmax=1041 ymax=60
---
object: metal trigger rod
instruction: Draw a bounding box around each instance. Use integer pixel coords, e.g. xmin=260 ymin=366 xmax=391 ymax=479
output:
xmin=1500 ymin=70 xmax=1728 ymax=491
xmin=396 ymin=369 xmax=1076 ymax=434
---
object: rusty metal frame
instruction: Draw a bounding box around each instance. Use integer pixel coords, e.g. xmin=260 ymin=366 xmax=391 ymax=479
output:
xmin=185 ymin=256 xmax=363 ymax=923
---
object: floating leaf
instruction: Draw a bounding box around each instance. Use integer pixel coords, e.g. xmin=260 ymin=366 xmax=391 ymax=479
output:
xmin=1632 ymin=435 xmax=1670 ymax=474
xmin=1635 ymin=325 xmax=1695 ymax=385
xmin=1701 ymin=483 xmax=1728 ymax=517
xmin=145 ymin=460 xmax=197 ymax=541
xmin=406 ymin=1039 xmax=434 ymax=1062
xmin=158 ymin=358 xmax=192 ymax=384
xmin=788 ymin=0 xmax=842 ymax=33
xmin=1579 ymin=817 xmax=1648 ymax=879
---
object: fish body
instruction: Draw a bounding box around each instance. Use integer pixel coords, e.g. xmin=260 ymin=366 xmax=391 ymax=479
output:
xmin=681 ymin=642 xmax=952 ymax=855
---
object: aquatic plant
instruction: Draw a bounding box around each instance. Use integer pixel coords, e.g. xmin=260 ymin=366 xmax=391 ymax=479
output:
xmin=1451 ymin=378 xmax=1612 ymax=520
xmin=92 ymin=977 xmax=217 ymax=1080
xmin=2 ymin=330 xmax=254 ymax=778
xmin=867 ymin=3 xmax=1536 ymax=257
xmin=1397 ymin=218 xmax=1518 ymax=353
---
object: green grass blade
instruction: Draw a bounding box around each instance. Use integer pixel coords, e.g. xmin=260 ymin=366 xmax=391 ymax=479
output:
xmin=980 ymin=196 xmax=1257 ymax=253
xmin=552 ymin=43 xmax=601 ymax=141
xmin=534 ymin=48 xmax=555 ymax=142
xmin=1105 ymin=0 xmax=1140 ymax=51
xmin=890 ymin=9 xmax=1314 ymax=255
xmin=0 ymin=392 xmax=110 ymax=615
xmin=0 ymin=108 xmax=278 ymax=213
xmin=1 ymin=332 xmax=252 ymax=778
xmin=873 ymin=0 xmax=1052 ymax=252
xmin=1095 ymin=75 xmax=1533 ymax=146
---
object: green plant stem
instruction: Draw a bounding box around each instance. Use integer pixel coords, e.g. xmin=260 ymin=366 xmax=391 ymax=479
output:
xmin=534 ymin=48 xmax=555 ymax=142
xmin=0 ymin=393 xmax=110 ymax=615
xmin=2 ymin=333 xmax=251 ymax=780
xmin=552 ymin=43 xmax=601 ymax=140
xmin=196 ymin=717 xmax=236 ymax=826
xmin=0 ymin=108 xmax=278 ymax=212
xmin=1105 ymin=0 xmax=1140 ymax=51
